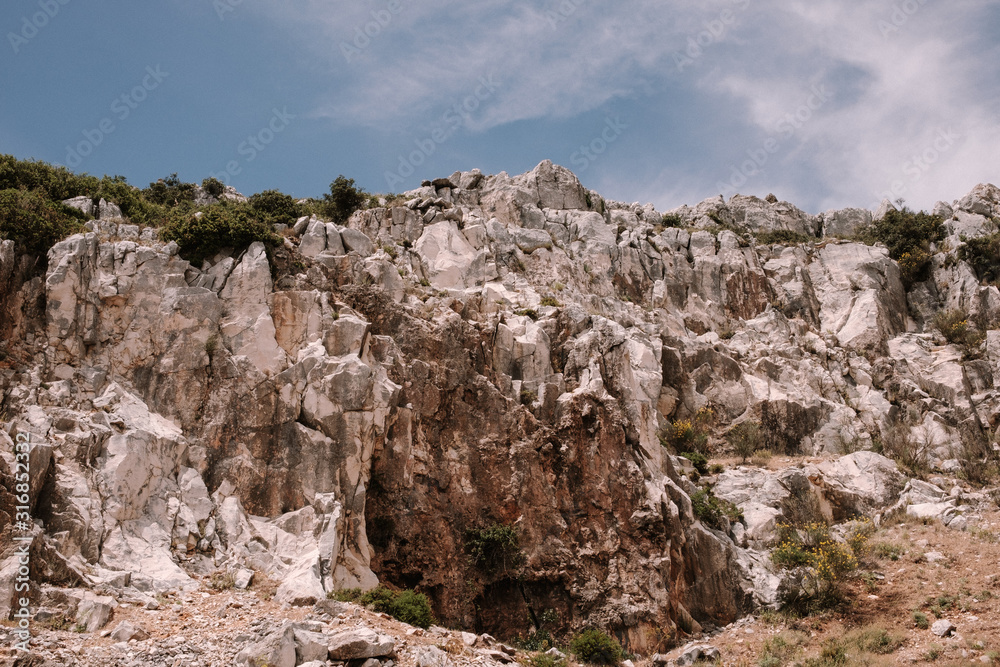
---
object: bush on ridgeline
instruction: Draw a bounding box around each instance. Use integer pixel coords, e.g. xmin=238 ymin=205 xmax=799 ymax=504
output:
xmin=0 ymin=154 xmax=99 ymax=201
xmin=143 ymin=173 xmax=197 ymax=208
xmin=159 ymin=200 xmax=279 ymax=265
xmin=0 ymin=188 xmax=87 ymax=254
xmin=855 ymin=207 xmax=945 ymax=287
xmin=202 ymin=177 xmax=226 ymax=198
xmin=323 ymin=175 xmax=368 ymax=223
xmin=249 ymin=189 xmax=302 ymax=227
xmin=96 ymin=176 xmax=168 ymax=227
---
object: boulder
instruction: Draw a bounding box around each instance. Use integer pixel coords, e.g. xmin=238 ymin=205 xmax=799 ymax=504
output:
xmin=416 ymin=646 xmax=452 ymax=667
xmin=300 ymin=219 xmax=328 ymax=257
xmin=295 ymin=628 xmax=331 ymax=664
xmin=75 ymin=592 xmax=115 ymax=633
xmin=327 ymin=627 xmax=396 ymax=660
xmin=235 ymin=625 xmax=296 ymax=667
xmin=110 ymin=620 xmax=149 ymax=642
xmin=63 ymin=196 xmax=95 ymax=217
xmin=414 ymin=221 xmax=485 ymax=289
xmin=931 ymin=619 xmax=955 ymax=637
xmin=341 ymin=227 xmax=375 ymax=256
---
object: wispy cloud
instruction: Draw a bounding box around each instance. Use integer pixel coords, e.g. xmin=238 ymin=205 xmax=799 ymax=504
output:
xmin=220 ymin=0 xmax=1000 ymax=210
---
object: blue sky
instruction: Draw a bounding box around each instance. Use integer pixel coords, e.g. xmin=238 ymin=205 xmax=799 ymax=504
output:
xmin=2 ymin=0 xmax=999 ymax=214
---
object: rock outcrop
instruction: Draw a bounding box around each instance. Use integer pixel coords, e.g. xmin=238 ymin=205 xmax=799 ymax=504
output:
xmin=3 ymin=161 xmax=1000 ymax=658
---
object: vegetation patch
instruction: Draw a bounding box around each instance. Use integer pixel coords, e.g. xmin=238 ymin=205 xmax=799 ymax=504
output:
xmin=324 ymin=175 xmax=368 ymax=223
xmin=329 ymin=585 xmax=435 ymax=628
xmin=958 ymin=232 xmax=1000 ymax=285
xmin=465 ymin=522 xmax=525 ymax=576
xmin=773 ymin=521 xmax=860 ymax=613
xmin=569 ymin=628 xmax=624 ymax=666
xmin=0 ymin=188 xmax=86 ymax=254
xmin=756 ymin=229 xmax=815 ymax=245
xmin=690 ymin=488 xmax=743 ymax=531
xmin=659 ymin=407 xmax=714 ymax=454
xmin=249 ymin=189 xmax=303 ymax=228
xmin=159 ymin=200 xmax=280 ymax=266
xmin=855 ymin=207 xmax=945 ymax=287
xmin=727 ymin=420 xmax=763 ymax=463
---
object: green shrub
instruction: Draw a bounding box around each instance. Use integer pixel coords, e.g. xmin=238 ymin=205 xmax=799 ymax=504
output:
xmin=96 ymin=176 xmax=168 ymax=226
xmin=324 ymin=175 xmax=368 ymax=223
xmin=660 ymin=213 xmax=684 ymax=228
xmin=758 ymin=631 xmax=807 ymax=667
xmin=202 ymin=177 xmax=226 ymax=198
xmin=529 ymin=653 xmax=565 ymax=667
xmin=959 ymin=232 xmax=1000 ymax=284
xmin=933 ymin=308 xmax=984 ymax=349
xmin=143 ymin=173 xmax=197 ymax=208
xmin=569 ymin=628 xmax=623 ymax=666
xmin=896 ymin=248 xmax=933 ymax=287
xmin=857 ymin=207 xmax=945 ymax=260
xmin=328 ymin=587 xmax=362 ymax=602
xmin=517 ymin=629 xmax=553 ymax=651
xmin=690 ymin=488 xmax=743 ymax=531
xmin=465 ymin=523 xmax=525 ymax=575
xmin=856 ymin=207 xmax=944 ymax=286
xmin=0 ymin=188 xmax=86 ymax=254
xmin=389 ymin=589 xmax=434 ymax=629
xmin=0 ymin=154 xmax=99 ymax=201
xmin=772 ymin=522 xmax=860 ymax=612
xmin=360 ymin=584 xmax=397 ymax=612
xmin=540 ymin=295 xmax=561 ymax=307
xmin=356 ymin=585 xmax=434 ymax=628
xmin=659 ymin=408 xmax=713 ymax=454
xmin=912 ymin=611 xmax=929 ymax=629
xmin=756 ymin=229 xmax=814 ymax=245
xmin=159 ymin=200 xmax=279 ymax=265
xmin=845 ymin=626 xmax=903 ymax=654
xmin=249 ymin=189 xmax=302 ymax=227
xmin=679 ymin=451 xmax=708 ymax=475
xmin=727 ymin=421 xmax=762 ymax=463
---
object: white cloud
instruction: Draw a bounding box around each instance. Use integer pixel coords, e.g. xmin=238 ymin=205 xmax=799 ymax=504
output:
xmin=246 ymin=0 xmax=1000 ymax=211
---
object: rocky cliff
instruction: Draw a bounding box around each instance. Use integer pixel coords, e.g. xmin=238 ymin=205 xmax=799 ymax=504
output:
xmin=2 ymin=161 xmax=1000 ymax=657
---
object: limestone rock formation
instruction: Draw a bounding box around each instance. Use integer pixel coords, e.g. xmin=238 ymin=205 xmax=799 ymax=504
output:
xmin=3 ymin=161 xmax=1000 ymax=658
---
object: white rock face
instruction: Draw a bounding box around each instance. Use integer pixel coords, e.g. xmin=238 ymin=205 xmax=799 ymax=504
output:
xmin=809 ymin=242 xmax=906 ymax=351
xmin=8 ymin=167 xmax=1000 ymax=648
xmin=415 ymin=221 xmax=485 ymax=289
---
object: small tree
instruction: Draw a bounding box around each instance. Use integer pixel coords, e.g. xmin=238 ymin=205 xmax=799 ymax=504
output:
xmin=143 ymin=173 xmax=197 ymax=208
xmin=202 ymin=177 xmax=226 ymax=198
xmin=249 ymin=189 xmax=301 ymax=227
xmin=727 ymin=421 xmax=762 ymax=463
xmin=323 ymin=175 xmax=367 ymax=223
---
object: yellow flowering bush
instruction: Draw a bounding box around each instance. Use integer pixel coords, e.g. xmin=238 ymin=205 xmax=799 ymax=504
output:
xmin=659 ymin=407 xmax=714 ymax=454
xmin=772 ymin=521 xmax=866 ymax=610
